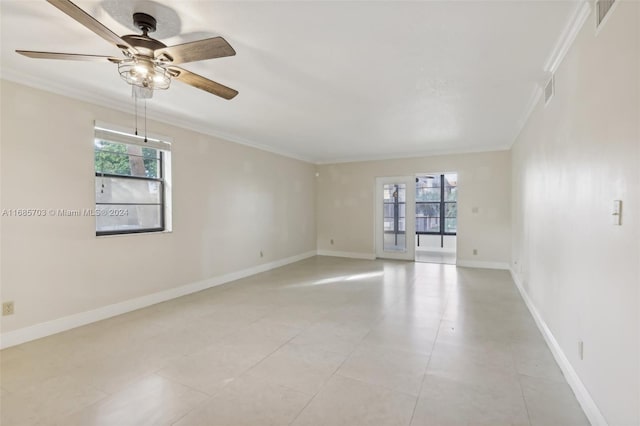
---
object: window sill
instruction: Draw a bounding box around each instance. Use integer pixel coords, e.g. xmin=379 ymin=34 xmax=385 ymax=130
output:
xmin=95 ymin=229 xmax=173 ymax=238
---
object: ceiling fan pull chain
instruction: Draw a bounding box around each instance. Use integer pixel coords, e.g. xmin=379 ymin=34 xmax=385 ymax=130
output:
xmin=144 ymin=98 xmax=148 ymax=143
xmin=133 ymin=88 xmax=139 ymax=136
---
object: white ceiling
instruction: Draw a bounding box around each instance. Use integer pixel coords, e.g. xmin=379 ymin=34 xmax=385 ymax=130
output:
xmin=1 ymin=0 xmax=580 ymax=163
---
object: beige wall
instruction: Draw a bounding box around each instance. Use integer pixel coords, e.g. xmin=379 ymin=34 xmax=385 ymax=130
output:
xmin=511 ymin=2 xmax=639 ymax=424
xmin=2 ymin=5 xmax=638 ymax=421
xmin=316 ymin=151 xmax=511 ymax=265
xmin=0 ymin=80 xmax=316 ymax=333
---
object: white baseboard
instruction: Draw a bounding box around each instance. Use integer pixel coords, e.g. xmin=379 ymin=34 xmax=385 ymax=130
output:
xmin=509 ymin=269 xmax=608 ymax=426
xmin=317 ymin=250 xmax=376 ymax=260
xmin=0 ymin=250 xmax=317 ymax=349
xmin=456 ymin=259 xmax=510 ymax=270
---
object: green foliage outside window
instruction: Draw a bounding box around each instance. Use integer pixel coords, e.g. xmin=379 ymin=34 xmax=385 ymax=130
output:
xmin=94 ymin=140 xmax=159 ymax=178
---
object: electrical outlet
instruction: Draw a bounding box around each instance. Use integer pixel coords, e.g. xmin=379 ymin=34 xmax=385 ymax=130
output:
xmin=473 ymin=249 xmax=478 ymax=255
xmin=260 ymin=251 xmax=264 ymax=258
xmin=330 ymin=239 xmax=334 ymax=245
xmin=2 ymin=301 xmax=14 ymax=316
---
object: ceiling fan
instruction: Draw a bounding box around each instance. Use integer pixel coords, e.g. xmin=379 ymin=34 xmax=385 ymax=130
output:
xmin=16 ymin=0 xmax=238 ymax=100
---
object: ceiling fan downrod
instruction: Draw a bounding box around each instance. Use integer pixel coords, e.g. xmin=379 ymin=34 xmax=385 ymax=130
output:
xmin=133 ymin=12 xmax=157 ymax=36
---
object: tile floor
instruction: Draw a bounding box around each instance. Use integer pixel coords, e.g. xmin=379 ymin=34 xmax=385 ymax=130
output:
xmin=414 ymin=249 xmax=457 ymax=265
xmin=0 ymin=256 xmax=589 ymax=426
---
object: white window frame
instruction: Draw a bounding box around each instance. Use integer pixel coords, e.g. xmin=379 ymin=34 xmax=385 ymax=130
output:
xmin=94 ymin=121 xmax=172 ymax=236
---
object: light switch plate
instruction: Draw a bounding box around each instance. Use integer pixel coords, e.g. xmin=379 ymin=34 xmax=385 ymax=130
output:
xmin=612 ymin=200 xmax=622 ymax=225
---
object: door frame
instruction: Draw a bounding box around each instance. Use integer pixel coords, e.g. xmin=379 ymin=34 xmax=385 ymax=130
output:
xmin=375 ymin=176 xmax=416 ymax=260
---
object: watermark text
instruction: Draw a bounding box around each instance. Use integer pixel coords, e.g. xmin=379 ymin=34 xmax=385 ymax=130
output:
xmin=2 ymin=208 xmax=129 ymax=217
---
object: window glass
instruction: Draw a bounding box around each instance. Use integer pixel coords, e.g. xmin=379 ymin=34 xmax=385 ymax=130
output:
xmin=416 ymin=174 xmax=457 ymax=235
xmin=94 ymin=137 xmax=168 ymax=235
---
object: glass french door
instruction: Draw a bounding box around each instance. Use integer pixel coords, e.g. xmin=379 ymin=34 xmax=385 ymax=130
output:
xmin=375 ymin=176 xmax=415 ymax=260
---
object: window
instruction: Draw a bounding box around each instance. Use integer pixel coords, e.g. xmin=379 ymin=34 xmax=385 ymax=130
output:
xmin=94 ymin=125 xmax=171 ymax=236
xmin=383 ymin=183 xmax=406 ymax=251
xmin=416 ymin=173 xmax=457 ymax=235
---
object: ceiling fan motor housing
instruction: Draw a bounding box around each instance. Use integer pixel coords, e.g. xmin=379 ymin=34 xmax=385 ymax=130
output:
xmin=133 ymin=13 xmax=157 ymax=34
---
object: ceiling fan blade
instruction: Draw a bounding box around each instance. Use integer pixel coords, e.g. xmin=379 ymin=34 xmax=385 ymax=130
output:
xmin=46 ymin=0 xmax=133 ymax=51
xmin=168 ymin=67 xmax=238 ymax=100
xmin=16 ymin=50 xmax=121 ymax=62
xmin=155 ymin=37 xmax=236 ymax=65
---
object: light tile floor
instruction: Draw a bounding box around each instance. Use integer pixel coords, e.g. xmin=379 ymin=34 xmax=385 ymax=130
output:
xmin=0 ymin=256 xmax=589 ymax=426
xmin=415 ymin=249 xmax=457 ymax=265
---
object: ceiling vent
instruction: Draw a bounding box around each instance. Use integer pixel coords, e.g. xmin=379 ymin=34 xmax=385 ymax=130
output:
xmin=544 ymin=74 xmax=555 ymax=106
xmin=596 ymin=0 xmax=616 ymax=27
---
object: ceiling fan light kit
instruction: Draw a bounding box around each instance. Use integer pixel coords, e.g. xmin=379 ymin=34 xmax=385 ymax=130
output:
xmin=116 ymin=13 xmax=170 ymax=93
xmin=16 ymin=0 xmax=238 ymax=100
xmin=118 ymin=58 xmax=172 ymax=91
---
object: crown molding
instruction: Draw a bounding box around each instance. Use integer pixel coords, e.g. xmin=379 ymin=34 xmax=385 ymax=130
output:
xmin=315 ymin=144 xmax=511 ymax=165
xmin=510 ymin=1 xmax=591 ymax=149
xmin=544 ymin=1 xmax=592 ymax=74
xmin=323 ymin=2 xmax=593 ymax=162
xmin=1 ymin=67 xmax=512 ymax=166
xmin=1 ymin=1 xmax=595 ymax=167
xmin=0 ymin=67 xmax=316 ymax=164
